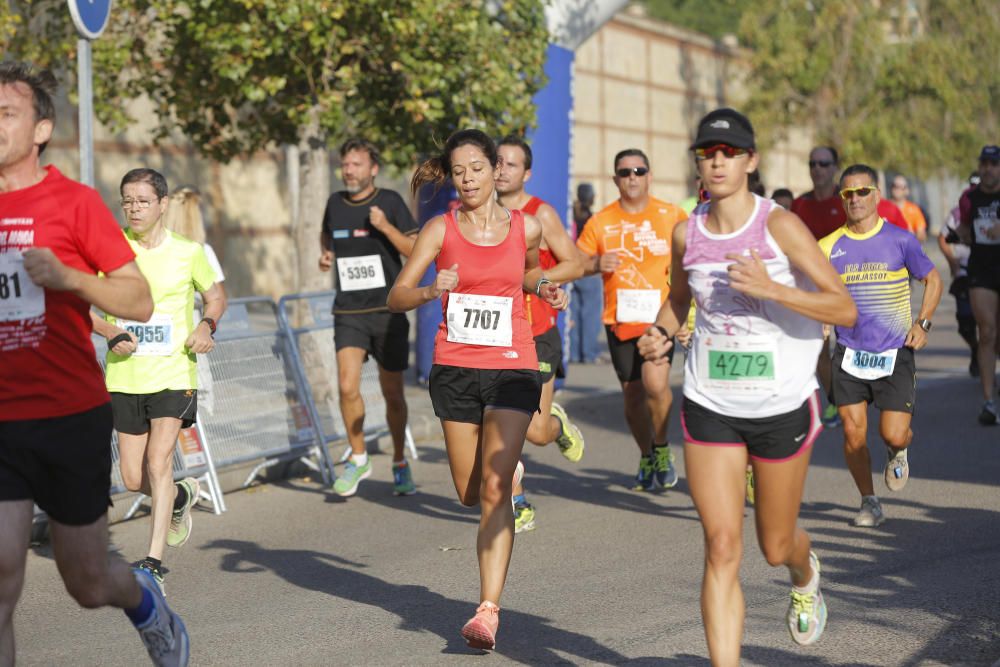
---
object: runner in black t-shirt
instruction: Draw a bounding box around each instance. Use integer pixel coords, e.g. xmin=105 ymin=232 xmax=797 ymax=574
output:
xmin=958 ymin=145 xmax=1000 ymax=424
xmin=319 ymin=138 xmax=419 ymax=495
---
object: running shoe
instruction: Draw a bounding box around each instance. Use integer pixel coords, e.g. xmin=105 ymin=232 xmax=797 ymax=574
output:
xmin=461 ymin=601 xmax=500 ymax=650
xmin=133 ymin=567 xmax=189 ymax=667
xmin=853 ymin=496 xmax=885 ymax=527
xmin=632 ymin=457 xmax=655 ymax=492
xmin=167 ymin=477 xmax=200 ymax=548
xmin=134 ymin=559 xmax=166 ymax=595
xmin=821 ymin=404 xmax=841 ymax=428
xmin=883 ymin=447 xmax=909 ymax=492
xmin=550 ymin=402 xmax=585 ymax=462
xmin=511 ymin=460 xmax=525 ymax=512
xmin=332 ymin=458 xmax=372 ymax=497
xmin=513 ymin=500 xmax=536 ymax=534
xmin=786 ymin=551 xmax=827 ymax=646
xmin=978 ymin=400 xmax=999 ymax=426
xmin=392 ymin=461 xmax=416 ymax=496
xmin=651 ymin=445 xmax=678 ymax=489
xmin=745 ymin=467 xmax=755 ymax=506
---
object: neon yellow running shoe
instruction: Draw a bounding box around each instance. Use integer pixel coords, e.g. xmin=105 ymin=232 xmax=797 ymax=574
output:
xmin=787 ymin=551 xmax=827 ymax=646
xmin=550 ymin=402 xmax=584 ymax=462
xmin=745 ymin=467 xmax=755 ymax=506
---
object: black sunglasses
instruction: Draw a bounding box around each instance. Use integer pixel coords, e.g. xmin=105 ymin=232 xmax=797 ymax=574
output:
xmin=615 ymin=166 xmax=649 ymax=178
xmin=808 ymin=160 xmax=834 ymax=168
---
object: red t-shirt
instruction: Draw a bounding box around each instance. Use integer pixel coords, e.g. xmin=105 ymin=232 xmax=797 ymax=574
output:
xmin=433 ymin=210 xmax=537 ymax=370
xmin=0 ymin=166 xmax=135 ymax=420
xmin=518 ymin=196 xmax=559 ymax=337
xmin=792 ymin=191 xmax=909 ymax=240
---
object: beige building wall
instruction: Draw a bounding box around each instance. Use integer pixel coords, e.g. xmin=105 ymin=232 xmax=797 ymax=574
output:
xmin=571 ymin=11 xmax=815 ymax=212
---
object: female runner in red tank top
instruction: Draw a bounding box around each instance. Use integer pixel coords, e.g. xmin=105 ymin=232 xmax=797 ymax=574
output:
xmin=388 ymin=129 xmax=567 ymax=650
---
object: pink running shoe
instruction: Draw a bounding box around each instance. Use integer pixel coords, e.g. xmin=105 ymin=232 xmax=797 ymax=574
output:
xmin=461 ymin=601 xmax=500 ymax=649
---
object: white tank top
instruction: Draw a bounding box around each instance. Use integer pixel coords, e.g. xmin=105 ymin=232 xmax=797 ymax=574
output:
xmin=683 ymin=195 xmax=822 ymax=418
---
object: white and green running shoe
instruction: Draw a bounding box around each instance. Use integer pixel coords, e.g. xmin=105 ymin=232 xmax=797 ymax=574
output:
xmin=167 ymin=477 xmax=200 ymax=548
xmin=550 ymin=402 xmax=584 ymax=462
xmin=513 ymin=500 xmax=536 ymax=534
xmin=652 ymin=445 xmax=678 ymax=489
xmin=333 ymin=459 xmax=372 ymax=497
xmin=787 ymin=551 xmax=827 ymax=646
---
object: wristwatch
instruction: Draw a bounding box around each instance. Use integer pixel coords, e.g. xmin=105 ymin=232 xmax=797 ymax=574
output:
xmin=200 ymin=317 xmax=217 ymax=337
xmin=917 ymin=318 xmax=932 ymax=332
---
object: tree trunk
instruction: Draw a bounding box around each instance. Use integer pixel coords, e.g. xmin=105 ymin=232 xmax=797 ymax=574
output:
xmin=294 ymin=106 xmax=331 ymax=295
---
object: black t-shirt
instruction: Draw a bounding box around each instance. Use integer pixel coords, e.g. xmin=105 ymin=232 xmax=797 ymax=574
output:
xmin=960 ymin=186 xmax=1000 ymax=277
xmin=321 ymin=188 xmax=418 ymax=313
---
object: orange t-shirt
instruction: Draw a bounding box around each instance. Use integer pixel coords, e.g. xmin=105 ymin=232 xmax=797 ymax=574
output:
xmin=576 ymin=197 xmax=687 ymax=340
xmin=897 ymin=199 xmax=927 ymax=236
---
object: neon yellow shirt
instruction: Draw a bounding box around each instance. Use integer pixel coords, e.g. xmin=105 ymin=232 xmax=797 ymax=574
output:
xmin=104 ymin=230 xmax=216 ymax=393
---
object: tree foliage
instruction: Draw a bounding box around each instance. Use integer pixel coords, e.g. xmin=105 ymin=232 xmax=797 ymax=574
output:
xmin=2 ymin=1 xmax=548 ymax=169
xmin=739 ymin=0 xmax=1000 ymax=177
xmin=640 ymin=0 xmax=750 ymax=39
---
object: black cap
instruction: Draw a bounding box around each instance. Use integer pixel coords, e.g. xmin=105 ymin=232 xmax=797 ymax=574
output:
xmin=979 ymin=145 xmax=1000 ymax=161
xmin=690 ymin=108 xmax=756 ymax=150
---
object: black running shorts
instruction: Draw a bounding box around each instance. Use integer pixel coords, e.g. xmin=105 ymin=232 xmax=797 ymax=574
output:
xmin=334 ymin=311 xmax=410 ymax=372
xmin=110 ymin=389 xmax=198 ymax=435
xmin=682 ymin=393 xmax=821 ymax=462
xmin=429 ymin=365 xmax=542 ymax=424
xmin=534 ymin=327 xmax=565 ymax=383
xmin=605 ymin=325 xmax=674 ymax=383
xmin=967 ymin=265 xmax=1000 ymax=293
xmin=831 ymin=344 xmax=916 ymax=413
xmin=0 ymin=403 xmax=113 ymax=525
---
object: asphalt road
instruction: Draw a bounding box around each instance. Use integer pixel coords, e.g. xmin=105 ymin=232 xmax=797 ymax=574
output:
xmin=14 ymin=293 xmax=1000 ymax=666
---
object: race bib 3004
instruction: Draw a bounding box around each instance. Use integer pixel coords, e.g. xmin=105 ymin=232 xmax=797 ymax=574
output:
xmin=697 ymin=335 xmax=777 ymax=395
xmin=615 ymin=288 xmax=661 ymax=323
xmin=0 ymin=252 xmax=45 ymax=322
xmin=337 ymin=254 xmax=386 ymax=291
xmin=117 ymin=313 xmax=174 ymax=356
xmin=841 ymin=346 xmax=897 ymax=381
xmin=446 ymin=293 xmax=513 ymax=347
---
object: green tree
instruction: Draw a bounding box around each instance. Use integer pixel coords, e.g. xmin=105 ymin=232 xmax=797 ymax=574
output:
xmin=739 ymin=0 xmax=1000 ymax=177
xmin=640 ymin=0 xmax=751 ymax=40
xmin=2 ymin=0 xmax=548 ymax=291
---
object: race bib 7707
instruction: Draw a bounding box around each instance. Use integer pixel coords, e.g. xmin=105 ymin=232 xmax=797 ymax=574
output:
xmin=446 ymin=293 xmax=513 ymax=347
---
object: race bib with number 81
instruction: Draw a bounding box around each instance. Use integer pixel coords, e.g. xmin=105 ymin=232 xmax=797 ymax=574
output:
xmin=0 ymin=252 xmax=45 ymax=322
xmin=446 ymin=293 xmax=513 ymax=347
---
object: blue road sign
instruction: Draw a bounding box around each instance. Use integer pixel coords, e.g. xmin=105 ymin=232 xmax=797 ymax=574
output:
xmin=67 ymin=0 xmax=112 ymax=40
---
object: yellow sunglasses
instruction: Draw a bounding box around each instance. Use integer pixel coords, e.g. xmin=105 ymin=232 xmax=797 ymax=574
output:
xmin=839 ymin=186 xmax=878 ymax=200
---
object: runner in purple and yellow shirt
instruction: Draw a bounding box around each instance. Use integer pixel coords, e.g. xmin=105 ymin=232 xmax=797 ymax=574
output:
xmin=819 ymin=164 xmax=941 ymax=529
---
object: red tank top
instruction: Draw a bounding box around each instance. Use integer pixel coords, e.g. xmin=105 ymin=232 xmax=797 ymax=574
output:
xmin=433 ymin=209 xmax=538 ymax=370
xmin=518 ymin=197 xmax=559 ymax=337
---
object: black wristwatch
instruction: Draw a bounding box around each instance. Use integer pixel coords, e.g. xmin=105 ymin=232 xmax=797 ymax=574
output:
xmin=200 ymin=317 xmax=217 ymax=337
xmin=917 ymin=318 xmax=932 ymax=332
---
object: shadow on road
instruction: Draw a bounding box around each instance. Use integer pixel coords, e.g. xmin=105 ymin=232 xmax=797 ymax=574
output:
xmin=201 ymin=538 xmax=670 ymax=664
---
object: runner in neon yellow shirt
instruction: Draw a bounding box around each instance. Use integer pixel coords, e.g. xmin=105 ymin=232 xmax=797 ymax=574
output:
xmin=91 ymin=168 xmax=226 ymax=591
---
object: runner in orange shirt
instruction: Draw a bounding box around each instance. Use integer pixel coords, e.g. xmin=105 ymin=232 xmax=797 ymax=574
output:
xmin=889 ymin=175 xmax=928 ymax=242
xmin=577 ymin=148 xmax=687 ymax=490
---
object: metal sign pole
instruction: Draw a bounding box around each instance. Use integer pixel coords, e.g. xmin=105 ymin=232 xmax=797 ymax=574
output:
xmin=77 ymin=38 xmax=94 ymax=186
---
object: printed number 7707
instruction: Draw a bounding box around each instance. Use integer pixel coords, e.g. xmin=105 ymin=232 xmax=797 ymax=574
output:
xmin=462 ymin=308 xmax=501 ymax=330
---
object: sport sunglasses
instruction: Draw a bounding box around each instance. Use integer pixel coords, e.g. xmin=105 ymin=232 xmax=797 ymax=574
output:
xmin=694 ymin=144 xmax=749 ymax=160
xmin=615 ymin=166 xmax=649 ymax=178
xmin=839 ymin=186 xmax=878 ymax=200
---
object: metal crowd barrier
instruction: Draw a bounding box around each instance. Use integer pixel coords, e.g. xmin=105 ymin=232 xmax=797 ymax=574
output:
xmin=276 ymin=291 xmax=417 ymax=482
xmin=196 ymin=296 xmax=336 ymax=486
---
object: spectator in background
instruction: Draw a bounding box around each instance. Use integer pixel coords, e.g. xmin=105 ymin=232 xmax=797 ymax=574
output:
xmin=772 ymin=188 xmax=794 ymax=210
xmin=890 ymin=175 xmax=928 ymax=242
xmin=679 ymin=175 xmax=702 ymax=214
xmin=570 ymin=182 xmax=603 ymax=363
xmin=162 ymin=185 xmax=226 ymax=416
xmin=939 ymin=173 xmax=981 ymax=376
xmin=748 ymin=169 xmax=766 ymax=196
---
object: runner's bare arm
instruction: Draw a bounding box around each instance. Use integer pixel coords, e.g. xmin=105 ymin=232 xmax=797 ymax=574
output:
xmin=638 ymin=222 xmax=689 ymax=362
xmin=522 ymin=215 xmax=567 ymax=308
xmin=186 ymin=282 xmax=227 ymax=353
xmin=368 ymin=205 xmax=418 ymax=257
xmin=22 ymin=250 xmax=152 ymax=322
xmin=318 ymin=230 xmax=334 ymax=271
xmin=387 ymin=216 xmax=447 ymax=312
xmin=728 ymin=209 xmax=856 ymax=327
xmin=904 ymin=267 xmax=942 ymax=350
xmin=534 ymin=205 xmax=584 ymax=283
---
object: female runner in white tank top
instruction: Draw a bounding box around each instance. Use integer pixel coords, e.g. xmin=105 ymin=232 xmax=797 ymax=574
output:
xmin=638 ymin=109 xmax=856 ymax=666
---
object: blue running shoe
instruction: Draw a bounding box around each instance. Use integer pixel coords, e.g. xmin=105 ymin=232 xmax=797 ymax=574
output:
xmin=651 ymin=445 xmax=678 ymax=489
xmin=632 ymin=457 xmax=655 ymax=491
xmin=133 ymin=567 xmax=190 ymax=666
